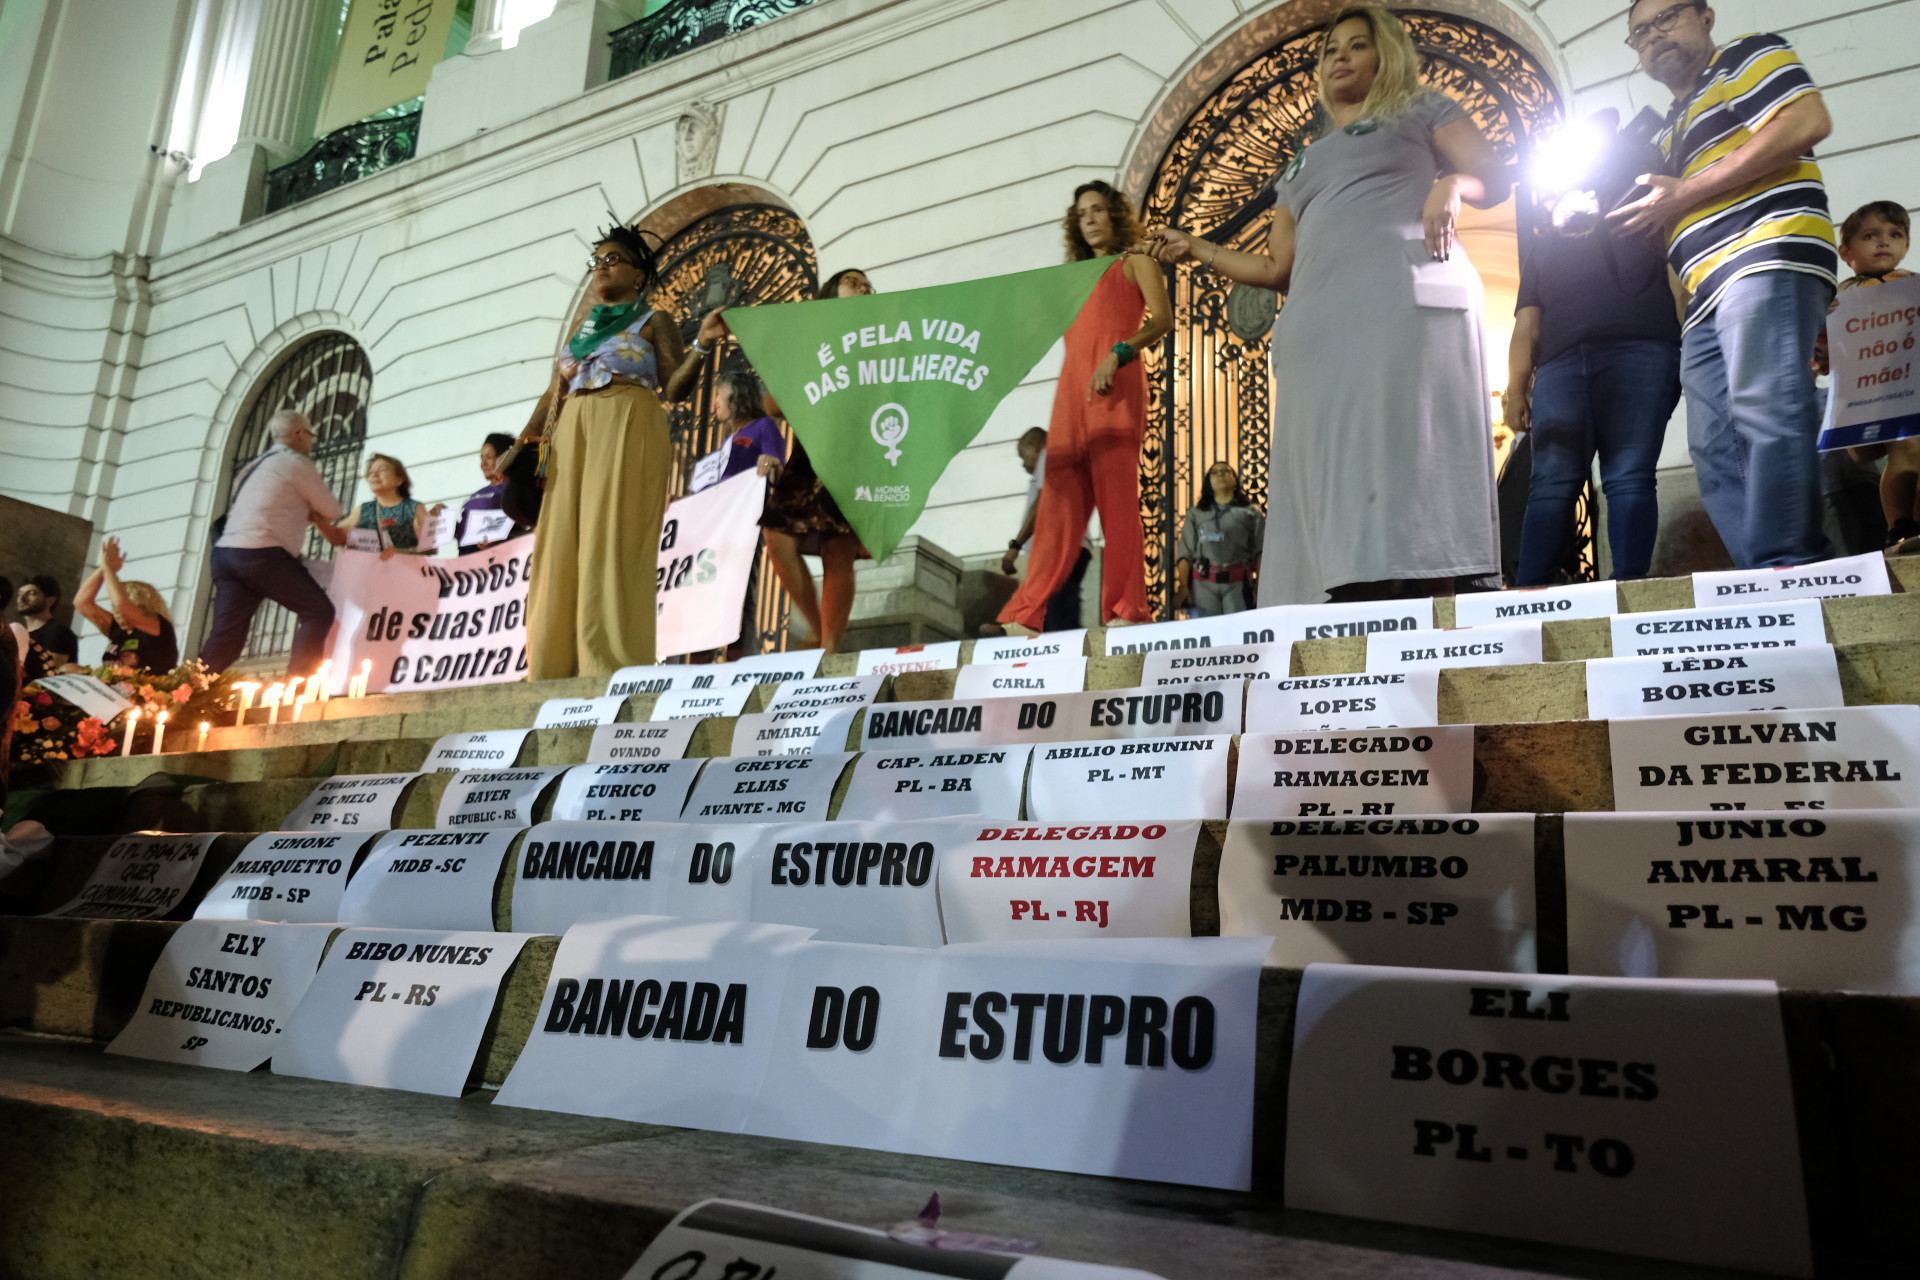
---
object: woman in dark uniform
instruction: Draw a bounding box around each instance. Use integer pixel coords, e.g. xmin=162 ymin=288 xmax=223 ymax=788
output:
xmin=1173 ymin=461 xmax=1266 ymax=616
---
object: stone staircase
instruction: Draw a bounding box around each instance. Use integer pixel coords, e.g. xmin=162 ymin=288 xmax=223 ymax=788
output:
xmin=2 ymin=563 xmax=1917 ymax=1279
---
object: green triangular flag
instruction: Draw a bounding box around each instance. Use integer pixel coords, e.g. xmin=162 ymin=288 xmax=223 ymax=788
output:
xmin=723 ymin=257 xmax=1111 ymax=563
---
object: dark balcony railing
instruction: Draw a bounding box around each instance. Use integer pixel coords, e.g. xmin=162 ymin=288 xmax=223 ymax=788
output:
xmin=609 ymin=0 xmax=817 ymax=79
xmin=264 ymin=110 xmax=422 ymax=213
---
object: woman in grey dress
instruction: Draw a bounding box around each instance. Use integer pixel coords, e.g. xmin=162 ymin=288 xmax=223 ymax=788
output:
xmin=1149 ymin=5 xmax=1509 ymax=604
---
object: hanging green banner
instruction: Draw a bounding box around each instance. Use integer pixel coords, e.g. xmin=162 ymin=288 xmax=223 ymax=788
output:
xmin=723 ymin=257 xmax=1111 ymax=563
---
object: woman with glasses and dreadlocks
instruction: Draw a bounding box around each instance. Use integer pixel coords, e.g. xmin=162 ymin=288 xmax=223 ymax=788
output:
xmin=518 ymin=224 xmax=706 ymax=679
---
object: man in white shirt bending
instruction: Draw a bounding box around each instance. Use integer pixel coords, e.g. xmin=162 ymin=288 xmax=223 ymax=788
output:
xmin=201 ymin=410 xmax=345 ymax=676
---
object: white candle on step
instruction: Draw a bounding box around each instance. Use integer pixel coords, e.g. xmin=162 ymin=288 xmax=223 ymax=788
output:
xmin=263 ymin=683 xmax=285 ymax=725
xmin=198 ymin=721 xmax=210 ymax=752
xmin=314 ymin=660 xmax=332 ymax=702
xmin=121 ymin=710 xmax=139 ymax=757
xmin=285 ymin=677 xmax=305 ymax=723
xmin=234 ymin=682 xmax=259 ymax=727
xmin=152 ymin=711 xmax=168 ymax=755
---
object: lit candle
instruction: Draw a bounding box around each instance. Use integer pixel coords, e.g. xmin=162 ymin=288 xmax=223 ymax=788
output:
xmin=198 ymin=721 xmax=210 ymax=752
xmin=234 ymin=681 xmax=259 ymax=727
xmin=284 ymin=677 xmax=305 ymax=723
xmin=152 ymin=711 xmax=169 ymax=755
xmin=121 ymin=709 xmax=139 ymax=757
xmin=263 ymin=683 xmax=285 ymax=725
xmin=314 ymin=660 xmax=332 ymax=702
xmin=350 ymin=659 xmax=372 ymax=700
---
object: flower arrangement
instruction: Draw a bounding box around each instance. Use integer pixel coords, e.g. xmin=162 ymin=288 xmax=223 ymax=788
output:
xmin=9 ymin=661 xmax=244 ymax=772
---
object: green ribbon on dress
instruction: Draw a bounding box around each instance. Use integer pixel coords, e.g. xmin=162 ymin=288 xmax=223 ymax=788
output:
xmin=567 ymin=300 xmax=642 ymax=361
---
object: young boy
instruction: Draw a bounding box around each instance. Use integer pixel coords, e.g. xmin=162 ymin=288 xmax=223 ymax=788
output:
xmin=1831 ymin=202 xmax=1916 ymax=548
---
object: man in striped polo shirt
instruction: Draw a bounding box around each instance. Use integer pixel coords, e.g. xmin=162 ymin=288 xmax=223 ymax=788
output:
xmin=1613 ymin=0 xmax=1839 ymax=569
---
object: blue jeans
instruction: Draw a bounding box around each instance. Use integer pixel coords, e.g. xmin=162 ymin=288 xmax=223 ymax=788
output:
xmin=1681 ymin=270 xmax=1835 ymax=567
xmin=202 ymin=546 xmax=336 ymax=676
xmin=1518 ymin=339 xmax=1681 ymax=585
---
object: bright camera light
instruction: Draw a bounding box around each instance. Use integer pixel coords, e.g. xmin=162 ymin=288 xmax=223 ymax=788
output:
xmin=1530 ymin=120 xmax=1610 ymax=196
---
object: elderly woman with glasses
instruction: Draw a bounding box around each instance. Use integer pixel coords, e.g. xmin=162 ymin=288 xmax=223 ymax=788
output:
xmin=517 ymin=225 xmax=706 ymax=679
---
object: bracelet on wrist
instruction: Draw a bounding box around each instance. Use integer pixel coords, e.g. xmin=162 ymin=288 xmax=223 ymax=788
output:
xmin=689 ymin=339 xmax=710 ymax=358
xmin=1111 ymin=341 xmax=1136 ymax=366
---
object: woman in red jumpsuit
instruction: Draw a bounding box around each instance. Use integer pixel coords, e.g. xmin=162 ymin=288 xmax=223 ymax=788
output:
xmin=998 ymin=181 xmax=1173 ymax=632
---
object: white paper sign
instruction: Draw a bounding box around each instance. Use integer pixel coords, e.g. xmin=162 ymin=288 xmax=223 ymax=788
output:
xmin=495 ymin=916 xmax=814 ymax=1128
xmin=952 ymin=656 xmax=1087 ymax=699
xmin=752 ymin=818 xmax=954 ymax=946
xmin=656 ymin=472 xmax=771 ymax=659
xmin=336 ymin=828 xmax=518 ymax=931
xmin=687 ymin=445 xmax=727 ymax=493
xmin=1607 ymin=705 xmax=1920 ymax=812
xmin=462 ymin=508 xmax=516 ymax=545
xmin=434 ymin=766 xmax=565 ymax=828
xmin=549 ymin=758 xmax=704 ymax=822
xmin=711 ymin=648 xmax=824 ymax=690
xmin=765 ymin=674 xmax=886 ymax=716
xmin=509 ymin=820 xmax=683 ymax=935
xmin=194 ymin=831 xmax=367 ymax=923
xmin=274 ymin=927 xmax=535 ymax=1096
xmin=836 ymin=745 xmax=1030 ymax=821
xmin=1366 ymin=622 xmax=1543 ymax=673
xmin=321 ymin=539 xmax=531 ymax=695
xmin=1819 ymin=271 xmax=1920 ymax=450
xmin=1139 ymin=641 xmax=1286 ymax=689
xmin=1452 ymin=581 xmax=1619 ymax=626
xmin=106 ymin=920 xmax=337 ymax=1069
xmin=606 ymin=663 xmax=697 ymax=698
xmin=1026 ymin=736 xmax=1231 ymax=821
xmin=729 ymin=707 xmax=863 ymax=756
xmin=1286 ymin=597 xmax=1436 ymax=643
xmin=1564 ymin=810 xmax=1920 ymax=992
xmin=1233 ymin=725 xmax=1475 ymax=819
xmin=585 ymin=718 xmax=699 ymax=763
xmin=1609 ymin=598 xmax=1827 ymax=657
xmin=682 ymin=753 xmax=854 ymax=824
xmin=855 ymin=641 xmax=962 ymax=676
xmin=650 ymin=684 xmax=755 ymax=720
xmin=34 ymin=672 xmax=135 ymax=722
xmin=1101 ymin=606 xmax=1291 ymax=656
xmin=43 ymin=832 xmax=222 ymax=920
xmin=651 ymin=824 xmax=763 ymax=921
xmin=344 ymin=527 xmax=384 ymax=553
xmin=534 ymin=695 xmax=626 ymax=729
xmin=937 ymin=819 xmax=1198 ymax=941
xmin=1285 ymin=964 xmax=1812 ymax=1276
xmin=1219 ymin=815 xmax=1535 ymax=969
xmin=419 ymin=507 xmax=458 ymax=551
xmin=282 ymin=772 xmax=418 ymax=832
xmin=619 ymin=1199 xmax=1168 ymax=1280
xmin=1585 ymin=645 xmax=1844 ymax=720
xmin=911 ymin=937 xmax=1266 ymax=1190
xmin=862 ymin=687 xmax=1238 ymax=752
xmin=1692 ymin=551 xmax=1891 ymax=605
xmin=1245 ymin=670 xmax=1441 ymax=733
xmin=422 ymin=729 xmax=528 ymax=773
xmin=974 ymin=629 xmax=1088 ymax=664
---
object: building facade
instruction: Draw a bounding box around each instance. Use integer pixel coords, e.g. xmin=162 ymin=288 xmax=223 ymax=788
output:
xmin=2 ymin=0 xmax=1913 ymax=661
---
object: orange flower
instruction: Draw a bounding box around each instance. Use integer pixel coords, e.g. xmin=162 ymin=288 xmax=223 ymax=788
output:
xmin=40 ymin=716 xmax=61 ymax=731
xmin=172 ymin=683 xmax=194 ymax=704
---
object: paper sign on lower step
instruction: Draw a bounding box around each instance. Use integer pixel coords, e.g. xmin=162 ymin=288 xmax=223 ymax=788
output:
xmin=534 ymin=695 xmax=626 ymax=729
xmin=1585 ymin=645 xmax=1844 ymax=719
xmin=1607 ymin=705 xmax=1920 ymax=811
xmin=1218 ymin=815 xmax=1536 ymax=970
xmin=282 ymin=772 xmax=417 ymax=832
xmin=836 ymin=745 xmax=1030 ymax=821
xmin=1564 ymin=810 xmax=1920 ymax=992
xmin=1609 ymin=598 xmax=1826 ymax=658
xmin=336 ymin=828 xmax=519 ymax=931
xmin=1102 ymin=605 xmax=1292 ymax=655
xmin=1245 ymin=670 xmax=1440 ymax=733
xmin=1285 ymin=597 xmax=1436 ymax=643
xmin=585 ymin=717 xmax=699 ymax=763
xmin=1452 ymin=580 xmax=1619 ymax=626
xmin=975 ymin=628 xmax=1087 ymax=663
xmin=274 ymin=927 xmax=536 ymax=1096
xmin=435 ymin=766 xmax=566 ymax=828
xmin=495 ymin=916 xmax=815 ymax=1128
xmin=862 ymin=687 xmax=1238 ymax=752
xmin=1693 ymin=550 xmax=1890 ymax=606
xmin=1138 ymin=641 xmax=1286 ymax=690
xmin=681 ymin=752 xmax=854 ymax=823
xmin=34 ymin=672 xmax=135 ymax=722
xmin=106 ymin=920 xmax=336 ymax=1069
xmin=1233 ymin=725 xmax=1475 ymax=819
xmin=856 ymin=640 xmax=962 ymax=676
xmin=952 ymin=656 xmax=1087 ymax=698
xmin=1366 ymin=622 xmax=1543 ymax=673
xmin=509 ymin=820 xmax=687 ymax=935
xmin=709 ymin=648 xmax=824 ymax=691
xmin=619 ymin=1199 xmax=1169 ymax=1280
xmin=650 ymin=683 xmax=754 ymax=720
xmin=649 ymin=823 xmax=763 ymax=921
xmin=749 ymin=818 xmax=955 ymax=946
xmin=43 ymin=832 xmax=223 ymax=920
xmin=194 ymin=831 xmax=372 ymax=923
xmin=1285 ymin=964 xmax=1812 ymax=1276
xmin=908 ymin=937 xmax=1266 ymax=1190
xmin=730 ymin=706 xmax=863 ymax=755
xmin=605 ymin=663 xmax=702 ymax=698
xmin=1025 ymin=735 xmax=1231 ymax=821
xmin=936 ymin=819 xmax=1199 ymax=942
xmin=549 ymin=757 xmax=704 ymax=822
xmin=422 ymin=729 xmax=528 ymax=772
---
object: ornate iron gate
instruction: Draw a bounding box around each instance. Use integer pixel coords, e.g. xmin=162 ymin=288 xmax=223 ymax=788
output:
xmin=1139 ymin=11 xmax=1565 ymax=610
xmin=208 ymin=332 xmax=372 ymax=662
xmin=645 ymin=202 xmax=819 ymax=653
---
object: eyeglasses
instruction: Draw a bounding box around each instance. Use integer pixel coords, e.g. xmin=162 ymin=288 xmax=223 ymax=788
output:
xmin=1625 ymin=1 xmax=1702 ymax=50
xmin=587 ymin=253 xmax=637 ymax=270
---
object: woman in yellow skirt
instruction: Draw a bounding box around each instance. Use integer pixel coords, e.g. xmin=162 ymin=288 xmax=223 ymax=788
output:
xmin=517 ymin=226 xmax=709 ymax=679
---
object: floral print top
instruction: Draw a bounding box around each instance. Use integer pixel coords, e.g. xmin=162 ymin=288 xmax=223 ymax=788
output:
xmin=560 ymin=308 xmax=660 ymax=393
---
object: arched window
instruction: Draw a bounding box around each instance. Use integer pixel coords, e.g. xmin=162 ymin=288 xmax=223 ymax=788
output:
xmin=207 ymin=332 xmax=371 ymax=663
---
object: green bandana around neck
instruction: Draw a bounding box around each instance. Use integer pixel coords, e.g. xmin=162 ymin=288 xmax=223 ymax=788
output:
xmin=568 ymin=300 xmax=643 ymax=361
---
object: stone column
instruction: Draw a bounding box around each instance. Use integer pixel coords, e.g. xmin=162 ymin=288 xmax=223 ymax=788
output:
xmin=232 ymin=0 xmax=329 ymax=162
xmin=464 ymin=0 xmax=512 ymax=56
